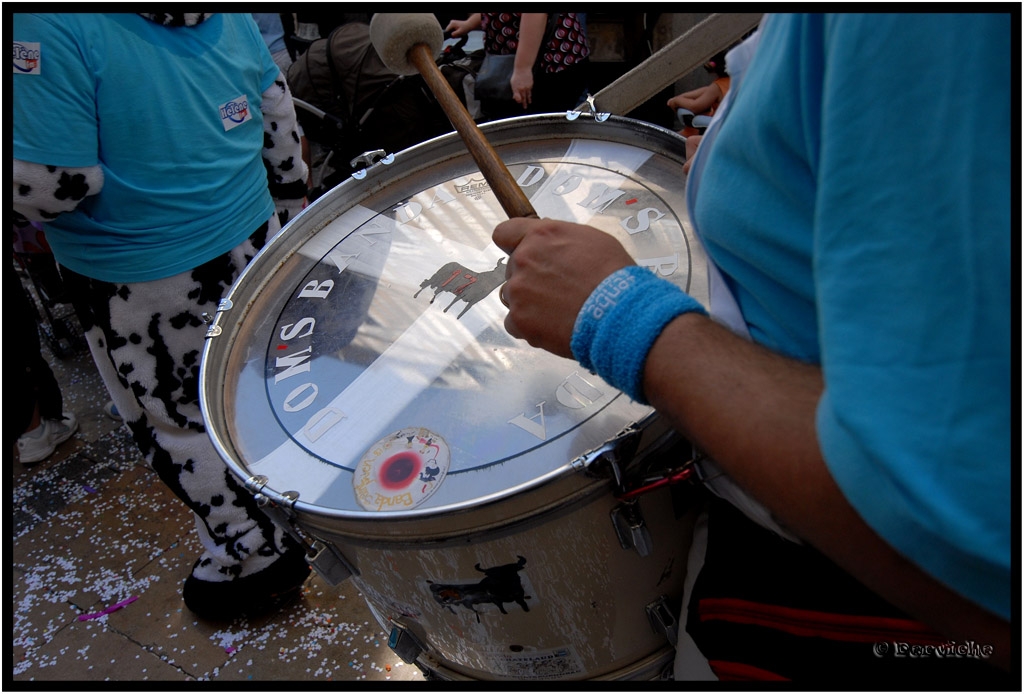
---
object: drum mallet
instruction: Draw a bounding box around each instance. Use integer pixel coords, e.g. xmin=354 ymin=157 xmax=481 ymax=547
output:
xmin=369 ymin=13 xmax=537 ymax=220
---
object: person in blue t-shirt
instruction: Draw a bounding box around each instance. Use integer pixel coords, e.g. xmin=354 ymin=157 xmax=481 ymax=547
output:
xmin=253 ymin=12 xmax=293 ymax=74
xmin=13 ymin=12 xmax=311 ymax=622
xmin=490 ymin=13 xmax=1010 ymax=682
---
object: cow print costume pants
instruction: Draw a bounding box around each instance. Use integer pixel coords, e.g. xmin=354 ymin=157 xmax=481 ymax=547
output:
xmin=61 ymin=215 xmax=295 ymax=584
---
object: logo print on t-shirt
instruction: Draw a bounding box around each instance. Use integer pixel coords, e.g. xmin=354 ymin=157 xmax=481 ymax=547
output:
xmin=13 ymin=42 xmax=41 ymax=74
xmin=219 ymin=95 xmax=251 ymax=131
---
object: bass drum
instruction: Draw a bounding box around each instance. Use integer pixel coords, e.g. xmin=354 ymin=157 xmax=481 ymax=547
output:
xmin=200 ymin=114 xmax=710 ymax=680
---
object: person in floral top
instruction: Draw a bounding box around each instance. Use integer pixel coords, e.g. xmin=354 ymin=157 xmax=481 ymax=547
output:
xmin=446 ymin=13 xmax=590 ymax=119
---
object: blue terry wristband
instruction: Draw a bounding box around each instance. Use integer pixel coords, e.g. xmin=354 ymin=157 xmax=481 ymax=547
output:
xmin=570 ymin=265 xmax=707 ymax=404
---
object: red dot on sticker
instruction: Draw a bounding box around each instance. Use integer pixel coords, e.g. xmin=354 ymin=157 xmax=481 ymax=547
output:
xmin=625 ymin=198 xmax=638 ymax=205
xmin=379 ymin=451 xmax=421 ymax=490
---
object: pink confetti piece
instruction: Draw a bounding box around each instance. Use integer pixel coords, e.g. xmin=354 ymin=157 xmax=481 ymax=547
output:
xmin=77 ymin=595 xmax=139 ymax=621
xmin=225 ymin=646 xmax=237 ymax=654
xmin=82 ymin=485 xmax=98 ymax=493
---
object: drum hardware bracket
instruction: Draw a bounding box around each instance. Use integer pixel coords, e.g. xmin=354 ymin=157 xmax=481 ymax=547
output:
xmin=566 ymin=94 xmax=611 ymax=122
xmin=350 ymin=149 xmax=394 ymax=179
xmin=645 ymin=596 xmax=680 ymax=648
xmin=201 ymin=299 xmax=232 ymax=338
xmin=245 ymin=474 xmax=358 ymax=585
xmin=610 ymin=499 xmax=654 ymax=557
xmin=571 ymin=424 xmax=645 ymax=489
xmin=306 ymin=539 xmax=357 ymax=586
xmin=388 ymin=621 xmax=428 ymax=664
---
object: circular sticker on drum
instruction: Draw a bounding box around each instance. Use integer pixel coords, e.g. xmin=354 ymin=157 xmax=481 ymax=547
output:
xmin=353 ymin=427 xmax=450 ymax=511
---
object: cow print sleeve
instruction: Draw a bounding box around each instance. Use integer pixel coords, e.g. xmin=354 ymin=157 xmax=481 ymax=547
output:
xmin=261 ymin=74 xmax=309 ymax=226
xmin=13 ymin=158 xmax=104 ymax=223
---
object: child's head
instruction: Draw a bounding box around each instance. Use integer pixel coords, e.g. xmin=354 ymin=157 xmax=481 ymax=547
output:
xmin=703 ymin=51 xmax=728 ymax=77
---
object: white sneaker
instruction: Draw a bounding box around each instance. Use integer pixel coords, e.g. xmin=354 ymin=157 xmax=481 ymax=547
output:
xmin=103 ymin=400 xmax=123 ymax=421
xmin=17 ymin=411 xmax=79 ymax=465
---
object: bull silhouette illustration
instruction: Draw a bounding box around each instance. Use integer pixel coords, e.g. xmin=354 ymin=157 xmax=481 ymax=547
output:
xmin=414 ymin=258 xmax=507 ymax=319
xmin=427 ymin=556 xmax=530 ymax=622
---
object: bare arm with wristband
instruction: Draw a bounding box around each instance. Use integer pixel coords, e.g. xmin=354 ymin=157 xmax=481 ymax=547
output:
xmin=492 ymin=215 xmax=1011 ymax=669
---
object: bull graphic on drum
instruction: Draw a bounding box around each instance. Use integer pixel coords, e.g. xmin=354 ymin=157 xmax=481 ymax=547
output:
xmin=427 ymin=556 xmax=531 ymax=622
xmin=414 ymin=258 xmax=507 ymax=319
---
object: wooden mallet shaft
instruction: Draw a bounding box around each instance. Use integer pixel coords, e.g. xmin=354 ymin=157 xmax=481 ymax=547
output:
xmin=405 ymin=43 xmax=537 ymax=220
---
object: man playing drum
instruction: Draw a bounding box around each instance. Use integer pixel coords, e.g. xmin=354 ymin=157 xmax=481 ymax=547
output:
xmin=493 ymin=13 xmax=1011 ymax=684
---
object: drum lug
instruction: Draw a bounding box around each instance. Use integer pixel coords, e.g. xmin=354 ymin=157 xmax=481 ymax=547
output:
xmin=349 ymin=149 xmax=394 ymax=178
xmin=610 ymin=499 xmax=653 ymax=557
xmin=387 ymin=621 xmax=427 ymax=664
xmin=201 ymin=299 xmax=232 ymax=338
xmin=645 ymin=596 xmax=680 ymax=648
xmin=573 ymin=423 xmax=644 ymax=488
xmin=306 ymin=539 xmax=357 ymax=586
xmin=246 ymin=475 xmax=358 ymax=585
xmin=566 ymin=94 xmax=611 ymax=122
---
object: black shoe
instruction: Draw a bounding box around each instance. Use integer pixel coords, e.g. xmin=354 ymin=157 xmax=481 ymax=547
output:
xmin=182 ymin=545 xmax=312 ymax=621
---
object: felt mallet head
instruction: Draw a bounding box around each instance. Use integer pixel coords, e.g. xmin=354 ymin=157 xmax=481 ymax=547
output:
xmin=368 ymin=13 xmax=538 ymax=220
xmin=369 ymin=13 xmax=444 ymax=76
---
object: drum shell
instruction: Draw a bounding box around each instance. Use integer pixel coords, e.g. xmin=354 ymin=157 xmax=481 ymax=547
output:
xmin=294 ymin=471 xmax=696 ymax=681
xmin=199 ymin=113 xmax=708 ymax=680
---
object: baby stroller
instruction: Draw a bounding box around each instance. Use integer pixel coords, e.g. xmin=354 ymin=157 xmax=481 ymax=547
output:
xmin=287 ymin=21 xmax=482 ymax=200
xmin=12 ymin=220 xmax=87 ymax=359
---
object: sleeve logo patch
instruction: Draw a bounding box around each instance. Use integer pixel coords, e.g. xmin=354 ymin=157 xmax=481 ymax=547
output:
xmin=14 ymin=42 xmax=41 ymax=74
xmin=219 ymin=95 xmax=251 ymax=131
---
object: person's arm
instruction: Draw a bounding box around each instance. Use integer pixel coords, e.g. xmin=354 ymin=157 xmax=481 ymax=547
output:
xmin=510 ymin=13 xmax=547 ymax=110
xmin=642 ymin=314 xmax=1010 ymax=672
xmin=492 ymin=216 xmax=1012 ymax=671
xmin=666 ymin=88 xmax=703 ymax=108
xmin=13 ymin=15 xmax=103 ymax=222
xmin=445 ymin=14 xmax=481 ymax=38
xmin=260 ymin=72 xmax=308 ymax=228
xmin=682 ymin=135 xmax=702 ymax=174
xmin=14 ymin=160 xmax=103 ymax=222
xmin=667 ymin=83 xmax=723 ymax=115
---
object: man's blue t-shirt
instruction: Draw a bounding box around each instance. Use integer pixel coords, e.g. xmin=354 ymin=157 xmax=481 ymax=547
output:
xmin=13 ymin=13 xmax=278 ymax=282
xmin=693 ymin=14 xmax=1011 ymax=620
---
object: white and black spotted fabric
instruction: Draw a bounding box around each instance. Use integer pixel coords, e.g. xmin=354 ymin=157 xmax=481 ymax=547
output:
xmin=259 ymin=73 xmax=308 ymax=227
xmin=137 ymin=13 xmax=212 ymax=27
xmin=13 ymin=159 xmax=104 ymax=223
xmin=60 ymin=217 xmax=296 ymax=582
xmin=12 ymin=13 xmax=310 ymax=591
